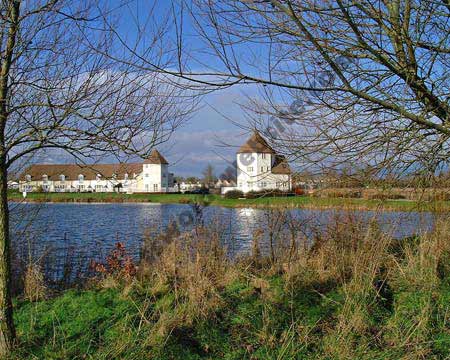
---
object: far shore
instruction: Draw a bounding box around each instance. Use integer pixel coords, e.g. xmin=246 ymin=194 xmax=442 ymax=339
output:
xmin=7 ymin=191 xmax=450 ymax=212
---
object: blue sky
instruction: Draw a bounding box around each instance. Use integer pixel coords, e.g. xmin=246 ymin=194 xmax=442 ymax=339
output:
xmin=27 ymin=1 xmax=259 ymax=178
xmin=160 ymin=87 xmax=254 ymax=178
xmin=110 ymin=0 xmax=258 ymax=177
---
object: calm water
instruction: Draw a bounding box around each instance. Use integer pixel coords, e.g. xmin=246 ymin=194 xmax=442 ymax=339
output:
xmin=9 ymin=202 xmax=435 ymax=279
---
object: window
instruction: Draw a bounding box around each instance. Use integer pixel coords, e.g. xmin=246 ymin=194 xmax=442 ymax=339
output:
xmin=261 ymin=182 xmax=267 ymax=188
xmin=124 ymin=173 xmax=128 ymax=180
xmin=95 ymin=185 xmax=103 ymax=191
xmin=153 ymin=184 xmax=158 ymax=191
xmin=96 ymin=174 xmax=101 ymax=181
xmin=262 ymin=153 xmax=267 ymax=159
xmin=145 ymin=184 xmax=149 ymax=191
xmin=42 ymin=175 xmax=48 ymax=184
xmin=247 ymin=167 xmax=253 ymax=172
xmin=78 ymin=174 xmax=84 ymax=183
xmin=260 ymin=167 xmax=264 ymax=173
xmin=145 ymin=173 xmax=149 ymax=178
xmin=25 ymin=175 xmax=31 ymax=182
xmin=59 ymin=174 xmax=65 ymax=182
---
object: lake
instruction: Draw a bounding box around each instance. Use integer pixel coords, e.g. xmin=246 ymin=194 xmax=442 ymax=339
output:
xmin=9 ymin=202 xmax=436 ymax=280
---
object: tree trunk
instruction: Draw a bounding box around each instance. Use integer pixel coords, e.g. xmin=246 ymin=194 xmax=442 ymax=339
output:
xmin=0 ymin=0 xmax=20 ymax=353
xmin=0 ymin=161 xmax=15 ymax=355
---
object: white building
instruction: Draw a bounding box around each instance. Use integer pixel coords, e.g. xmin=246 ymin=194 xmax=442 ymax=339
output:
xmin=223 ymin=131 xmax=292 ymax=194
xmin=179 ymin=181 xmax=202 ymax=193
xmin=19 ymin=149 xmax=176 ymax=193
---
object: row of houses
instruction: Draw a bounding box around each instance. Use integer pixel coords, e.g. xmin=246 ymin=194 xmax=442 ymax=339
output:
xmin=178 ymin=179 xmax=236 ymax=193
xmin=18 ymin=131 xmax=292 ymax=194
xmin=18 ymin=150 xmax=175 ymax=194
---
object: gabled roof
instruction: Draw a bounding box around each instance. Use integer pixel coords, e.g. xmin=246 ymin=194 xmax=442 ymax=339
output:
xmin=144 ymin=149 xmax=169 ymax=165
xmin=271 ymin=155 xmax=291 ymax=175
xmin=20 ymin=163 xmax=142 ymax=181
xmin=238 ymin=131 xmax=276 ymax=154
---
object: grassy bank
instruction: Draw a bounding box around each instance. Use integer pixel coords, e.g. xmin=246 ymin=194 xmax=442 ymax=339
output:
xmin=10 ymin=218 xmax=450 ymax=359
xmin=8 ymin=190 xmax=450 ymax=212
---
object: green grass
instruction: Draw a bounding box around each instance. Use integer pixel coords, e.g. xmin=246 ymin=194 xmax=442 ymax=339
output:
xmin=10 ymin=218 xmax=450 ymax=359
xmin=11 ymin=274 xmax=450 ymax=359
xmin=8 ymin=190 xmax=450 ymax=212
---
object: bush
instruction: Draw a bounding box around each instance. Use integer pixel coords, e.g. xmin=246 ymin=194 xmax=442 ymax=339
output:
xmin=245 ymin=189 xmax=294 ymax=199
xmin=367 ymin=192 xmax=406 ymax=200
xmin=320 ymin=189 xmax=362 ymax=199
xmin=224 ymin=190 xmax=244 ymax=199
xmin=431 ymin=192 xmax=450 ymax=201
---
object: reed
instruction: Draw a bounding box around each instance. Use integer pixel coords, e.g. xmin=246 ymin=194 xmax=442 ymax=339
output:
xmin=10 ymin=210 xmax=450 ymax=359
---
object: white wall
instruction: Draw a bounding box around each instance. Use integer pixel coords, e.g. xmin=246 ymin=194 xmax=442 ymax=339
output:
xmin=141 ymin=163 xmax=169 ymax=192
xmin=237 ymin=152 xmax=291 ymax=193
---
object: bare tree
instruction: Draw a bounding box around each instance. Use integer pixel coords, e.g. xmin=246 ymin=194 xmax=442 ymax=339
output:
xmin=202 ymin=163 xmax=216 ymax=187
xmin=113 ymin=0 xmax=449 ymax=178
xmin=0 ymin=0 xmax=196 ymax=353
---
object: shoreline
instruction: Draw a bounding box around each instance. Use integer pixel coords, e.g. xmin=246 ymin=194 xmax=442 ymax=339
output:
xmin=8 ymin=192 xmax=450 ymax=212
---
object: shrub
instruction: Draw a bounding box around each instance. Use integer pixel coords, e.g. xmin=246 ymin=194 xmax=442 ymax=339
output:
xmin=321 ymin=189 xmax=362 ymax=198
xmin=24 ymin=264 xmax=47 ymax=302
xmin=367 ymin=193 xmax=406 ymax=200
xmin=245 ymin=189 xmax=294 ymax=199
xmin=90 ymin=242 xmax=137 ymax=282
xmin=431 ymin=192 xmax=450 ymax=201
xmin=224 ymin=190 xmax=244 ymax=199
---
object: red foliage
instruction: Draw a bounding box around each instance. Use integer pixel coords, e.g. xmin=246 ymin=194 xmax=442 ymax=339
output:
xmin=90 ymin=242 xmax=136 ymax=279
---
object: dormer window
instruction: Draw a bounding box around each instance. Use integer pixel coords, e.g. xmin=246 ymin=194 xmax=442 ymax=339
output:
xmin=25 ymin=175 xmax=31 ymax=182
xmin=78 ymin=174 xmax=84 ymax=183
xmin=96 ymin=174 xmax=101 ymax=181
xmin=42 ymin=175 xmax=48 ymax=184
xmin=124 ymin=173 xmax=128 ymax=180
xmin=59 ymin=174 xmax=65 ymax=182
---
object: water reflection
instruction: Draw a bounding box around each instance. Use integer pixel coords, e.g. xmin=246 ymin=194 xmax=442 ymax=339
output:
xmin=9 ymin=202 xmax=436 ymax=279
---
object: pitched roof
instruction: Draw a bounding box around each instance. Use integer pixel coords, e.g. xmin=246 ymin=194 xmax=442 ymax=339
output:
xmin=144 ymin=149 xmax=169 ymax=164
xmin=271 ymin=155 xmax=291 ymax=175
xmin=238 ymin=131 xmax=276 ymax=154
xmin=20 ymin=163 xmax=142 ymax=181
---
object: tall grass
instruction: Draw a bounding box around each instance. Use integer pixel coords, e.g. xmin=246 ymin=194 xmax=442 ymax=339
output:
xmin=11 ymin=210 xmax=450 ymax=359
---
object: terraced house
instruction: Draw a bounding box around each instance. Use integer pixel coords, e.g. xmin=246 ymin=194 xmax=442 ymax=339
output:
xmin=18 ymin=150 xmax=175 ymax=193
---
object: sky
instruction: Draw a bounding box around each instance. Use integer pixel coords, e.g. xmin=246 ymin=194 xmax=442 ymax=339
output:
xmin=159 ymin=88 xmax=253 ymax=178
xmin=111 ymin=0 xmax=258 ymax=178
xmin=27 ymin=1 xmax=264 ymax=178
